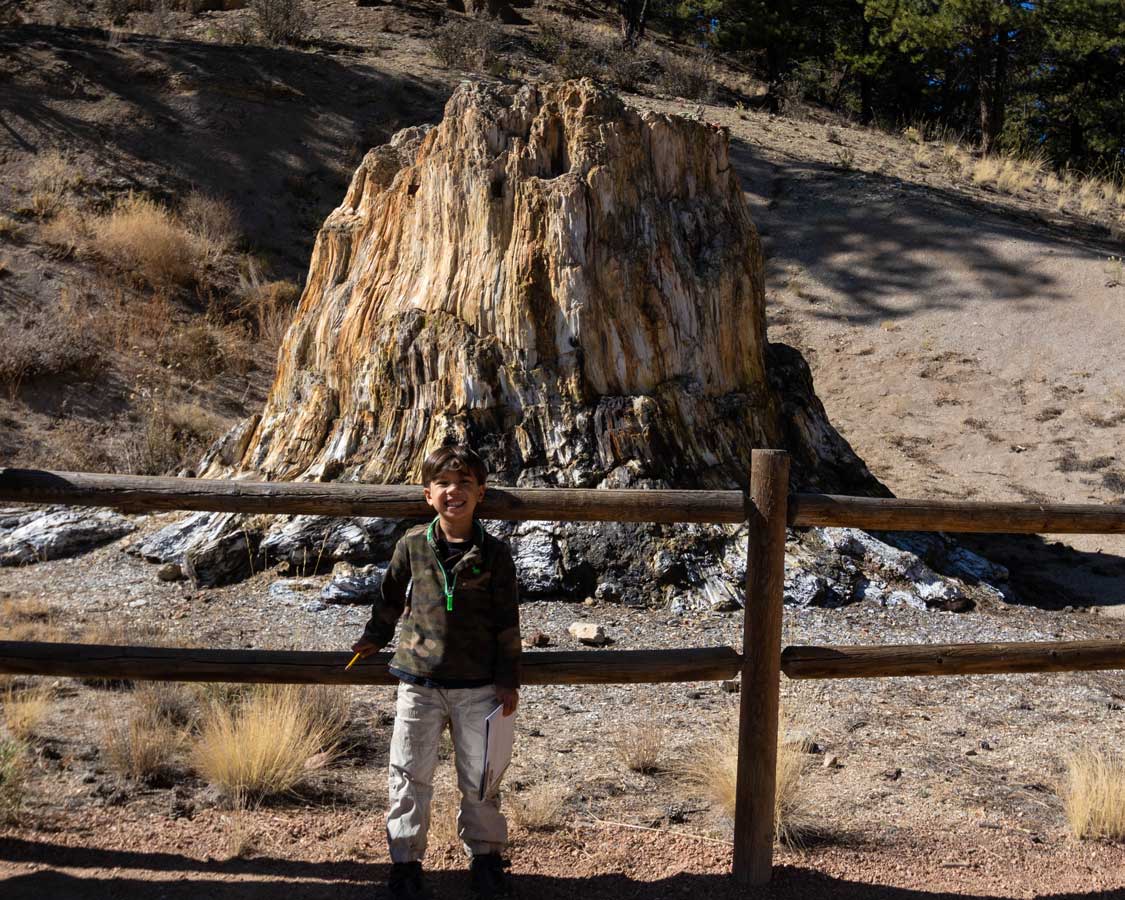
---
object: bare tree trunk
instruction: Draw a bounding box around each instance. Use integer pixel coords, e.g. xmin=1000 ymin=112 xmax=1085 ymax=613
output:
xmin=619 ymin=0 xmax=649 ymax=49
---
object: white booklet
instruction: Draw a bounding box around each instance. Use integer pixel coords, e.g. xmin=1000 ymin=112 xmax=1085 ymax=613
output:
xmin=479 ymin=704 xmax=516 ymax=800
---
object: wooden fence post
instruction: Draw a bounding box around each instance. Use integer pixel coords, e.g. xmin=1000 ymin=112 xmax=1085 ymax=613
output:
xmin=732 ymin=449 xmax=790 ymax=885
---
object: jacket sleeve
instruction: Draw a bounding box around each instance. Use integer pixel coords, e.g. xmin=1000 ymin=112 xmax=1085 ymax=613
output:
xmin=361 ymin=537 xmax=411 ymax=649
xmin=492 ymin=543 xmax=522 ymax=690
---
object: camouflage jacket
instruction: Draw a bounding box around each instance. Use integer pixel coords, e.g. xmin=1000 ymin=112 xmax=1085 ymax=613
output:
xmin=361 ymin=520 xmax=522 ymax=689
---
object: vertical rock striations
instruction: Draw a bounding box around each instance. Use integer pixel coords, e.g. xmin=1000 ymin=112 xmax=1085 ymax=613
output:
xmin=204 ymin=79 xmax=849 ymax=490
xmin=173 ymin=79 xmax=887 ymax=600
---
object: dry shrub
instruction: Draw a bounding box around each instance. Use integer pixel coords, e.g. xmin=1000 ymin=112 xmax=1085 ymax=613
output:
xmin=995 ymin=158 xmax=1032 ymax=194
xmin=162 ymin=324 xmax=225 ymax=379
xmin=431 ymin=19 xmax=504 ymax=75
xmin=0 ymin=314 xmax=102 ymax=398
xmin=135 ymin=681 xmax=198 ymax=728
xmin=124 ymin=398 xmax=226 ymax=475
xmin=0 ymin=738 xmax=27 ymax=824
xmin=681 ymin=709 xmax=812 ymax=845
xmin=0 ymin=215 xmax=24 ymax=242
xmin=39 ymin=207 xmax=89 ymax=258
xmin=192 ymin=684 xmax=347 ymax=800
xmin=2 ymin=685 xmax=53 ymax=741
xmin=27 ymin=150 xmax=81 ymax=216
xmin=1062 ymin=748 xmax=1125 ymax=840
xmin=181 ymin=191 xmax=240 ymax=260
xmin=614 ymin=722 xmax=663 ymax=774
xmin=250 ymin=0 xmax=313 ymax=44
xmin=100 ymin=704 xmax=186 ymax=781
xmin=238 ymin=262 xmax=300 ymax=348
xmin=971 ymin=155 xmax=1003 ymax=186
xmin=549 ymin=27 xmax=649 ymax=92
xmin=90 ymin=193 xmax=199 ymax=287
xmin=654 ymin=50 xmax=715 ymax=102
xmin=0 ymin=597 xmax=64 ymax=645
xmin=510 ymin=782 xmax=566 ymax=831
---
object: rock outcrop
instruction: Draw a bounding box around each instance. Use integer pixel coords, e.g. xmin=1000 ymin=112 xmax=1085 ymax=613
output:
xmin=141 ymin=80 xmax=972 ymax=606
xmin=203 ymin=79 xmax=873 ymax=494
xmin=0 ymin=506 xmax=135 ymax=567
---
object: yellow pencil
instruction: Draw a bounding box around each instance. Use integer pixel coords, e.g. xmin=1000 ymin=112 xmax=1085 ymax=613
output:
xmin=345 ymin=651 xmax=363 ymax=670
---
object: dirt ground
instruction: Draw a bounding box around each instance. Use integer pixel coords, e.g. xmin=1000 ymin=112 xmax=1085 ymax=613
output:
xmin=4 ymin=1 xmax=1125 ymax=897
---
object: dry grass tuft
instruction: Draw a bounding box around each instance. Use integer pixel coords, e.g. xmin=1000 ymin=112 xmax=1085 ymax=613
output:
xmin=0 ymin=314 xmax=103 ymax=399
xmin=100 ymin=704 xmax=186 ymax=781
xmin=192 ymin=684 xmax=348 ymax=800
xmin=0 ymin=738 xmax=28 ymax=824
xmin=181 ymin=190 xmax=240 ymax=261
xmin=238 ymin=262 xmax=300 ymax=348
xmin=971 ymin=155 xmax=1003 ymax=186
xmin=1062 ymin=748 xmax=1125 ymax=840
xmin=135 ymin=681 xmax=198 ymax=728
xmin=427 ymin=777 xmax=461 ymax=850
xmin=2 ymin=685 xmax=53 ymax=741
xmin=614 ymin=722 xmax=664 ymax=774
xmin=510 ymin=782 xmax=567 ymax=831
xmin=0 ymin=214 xmax=25 ymax=241
xmin=221 ymin=799 xmax=263 ymax=858
xmin=39 ymin=207 xmax=89 ymax=258
xmin=681 ymin=709 xmax=812 ymax=845
xmin=995 ymin=158 xmax=1034 ymax=194
xmin=26 ymin=150 xmax=82 ymax=217
xmin=0 ymin=598 xmax=65 ymax=672
xmin=90 ymin=193 xmax=199 ymax=287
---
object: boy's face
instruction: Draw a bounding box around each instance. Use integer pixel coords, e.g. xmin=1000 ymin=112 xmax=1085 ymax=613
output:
xmin=424 ymin=467 xmax=485 ymax=527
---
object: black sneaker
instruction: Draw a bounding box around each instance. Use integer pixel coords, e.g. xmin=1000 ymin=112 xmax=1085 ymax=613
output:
xmin=388 ymin=861 xmax=430 ymax=900
xmin=469 ymin=854 xmax=513 ymax=899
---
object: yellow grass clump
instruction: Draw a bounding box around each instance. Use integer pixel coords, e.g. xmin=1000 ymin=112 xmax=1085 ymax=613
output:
xmin=510 ymin=782 xmax=567 ymax=832
xmin=101 ymin=705 xmax=186 ymax=781
xmin=681 ymin=709 xmax=812 ymax=845
xmin=1062 ymin=748 xmax=1125 ymax=840
xmin=180 ymin=190 xmax=240 ymax=261
xmin=614 ymin=722 xmax=664 ymax=774
xmin=90 ymin=193 xmax=200 ymax=287
xmin=0 ymin=738 xmax=28 ymax=824
xmin=971 ymin=155 xmax=1003 ymax=186
xmin=192 ymin=684 xmax=349 ymax=800
xmin=2 ymin=685 xmax=53 ymax=741
xmin=39 ymin=207 xmax=89 ymax=258
xmin=26 ymin=150 xmax=82 ymax=217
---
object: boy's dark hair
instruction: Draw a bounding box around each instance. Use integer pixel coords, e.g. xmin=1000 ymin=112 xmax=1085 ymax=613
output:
xmin=421 ymin=445 xmax=488 ymax=486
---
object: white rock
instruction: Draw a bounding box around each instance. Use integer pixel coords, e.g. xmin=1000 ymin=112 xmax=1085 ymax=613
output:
xmin=568 ymin=622 xmax=607 ymax=645
xmin=0 ymin=507 xmax=135 ymax=566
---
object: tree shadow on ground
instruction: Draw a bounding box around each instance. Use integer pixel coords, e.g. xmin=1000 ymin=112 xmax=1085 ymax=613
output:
xmin=728 ymin=138 xmax=1119 ymax=327
xmin=1 ymin=839 xmax=1122 ymax=900
xmin=0 ymin=24 xmax=450 ymax=280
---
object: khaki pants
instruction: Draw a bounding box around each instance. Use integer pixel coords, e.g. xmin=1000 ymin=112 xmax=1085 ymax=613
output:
xmin=386 ymin=681 xmax=509 ymax=863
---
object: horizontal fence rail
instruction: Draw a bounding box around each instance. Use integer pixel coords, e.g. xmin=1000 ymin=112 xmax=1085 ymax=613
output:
xmin=782 ymin=640 xmax=1125 ymax=679
xmin=0 ymin=642 xmax=743 ymax=685
xmin=0 ymin=469 xmax=746 ymax=525
xmin=789 ymin=493 xmax=1125 ymax=534
xmin=6 ymin=469 xmax=1125 ymax=534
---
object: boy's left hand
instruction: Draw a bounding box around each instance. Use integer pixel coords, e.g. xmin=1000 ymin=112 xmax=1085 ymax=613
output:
xmin=496 ymin=686 xmax=519 ymax=717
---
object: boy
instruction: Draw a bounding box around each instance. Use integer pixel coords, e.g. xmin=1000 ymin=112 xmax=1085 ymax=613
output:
xmin=351 ymin=445 xmax=521 ymax=900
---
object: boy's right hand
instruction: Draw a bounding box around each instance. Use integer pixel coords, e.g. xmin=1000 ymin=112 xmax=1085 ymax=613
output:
xmin=351 ymin=637 xmax=378 ymax=657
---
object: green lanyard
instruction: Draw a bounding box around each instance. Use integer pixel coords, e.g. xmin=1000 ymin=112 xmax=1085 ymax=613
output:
xmin=426 ymin=518 xmax=484 ymax=612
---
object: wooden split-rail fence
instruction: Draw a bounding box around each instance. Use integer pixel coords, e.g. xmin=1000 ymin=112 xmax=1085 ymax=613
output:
xmin=3 ymin=452 xmax=1125 ymax=885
